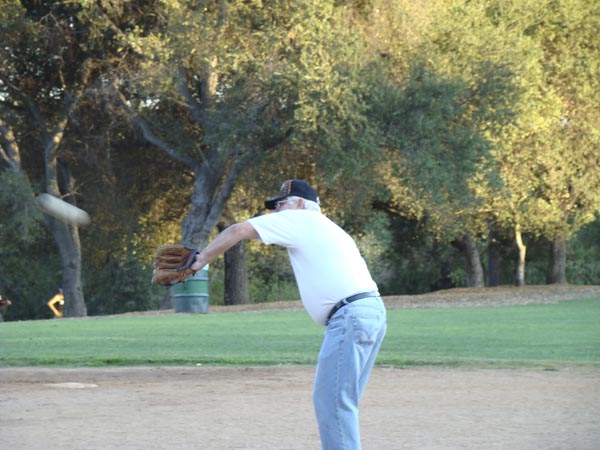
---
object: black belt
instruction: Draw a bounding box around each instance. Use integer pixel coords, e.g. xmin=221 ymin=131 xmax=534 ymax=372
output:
xmin=327 ymin=291 xmax=379 ymax=322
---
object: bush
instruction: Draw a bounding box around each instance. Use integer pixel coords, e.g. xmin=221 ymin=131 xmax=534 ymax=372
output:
xmin=0 ymin=171 xmax=61 ymax=320
xmin=208 ymin=243 xmax=300 ymax=305
xmin=567 ymin=218 xmax=600 ymax=285
xmin=84 ymin=252 xmax=162 ymax=315
xmin=376 ymin=215 xmax=463 ymax=294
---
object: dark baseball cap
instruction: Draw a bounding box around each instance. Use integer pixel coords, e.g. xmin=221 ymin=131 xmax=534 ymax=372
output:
xmin=264 ymin=180 xmax=320 ymax=210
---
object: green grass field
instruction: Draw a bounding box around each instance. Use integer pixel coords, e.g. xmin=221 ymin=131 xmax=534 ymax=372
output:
xmin=1 ymin=298 xmax=599 ymax=369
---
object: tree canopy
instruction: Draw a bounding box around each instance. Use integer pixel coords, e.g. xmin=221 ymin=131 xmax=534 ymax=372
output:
xmin=1 ymin=0 xmax=599 ymax=319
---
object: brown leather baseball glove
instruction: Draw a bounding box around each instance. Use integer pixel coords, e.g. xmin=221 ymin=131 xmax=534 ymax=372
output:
xmin=151 ymin=244 xmax=199 ymax=286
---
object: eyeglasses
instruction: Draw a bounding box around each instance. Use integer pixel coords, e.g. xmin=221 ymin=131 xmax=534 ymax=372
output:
xmin=276 ymin=198 xmax=297 ymax=209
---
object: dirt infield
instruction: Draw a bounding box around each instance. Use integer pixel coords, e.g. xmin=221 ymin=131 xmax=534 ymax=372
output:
xmin=1 ymin=285 xmax=599 ymax=449
xmin=1 ymin=366 xmax=599 ymax=450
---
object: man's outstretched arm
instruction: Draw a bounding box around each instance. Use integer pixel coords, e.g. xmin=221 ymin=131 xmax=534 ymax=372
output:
xmin=191 ymin=222 xmax=259 ymax=272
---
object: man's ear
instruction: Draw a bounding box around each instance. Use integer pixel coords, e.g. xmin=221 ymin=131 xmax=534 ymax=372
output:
xmin=297 ymin=198 xmax=305 ymax=209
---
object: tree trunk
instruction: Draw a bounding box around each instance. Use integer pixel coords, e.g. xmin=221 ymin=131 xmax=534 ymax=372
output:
xmin=453 ymin=233 xmax=485 ymax=288
xmin=487 ymin=229 xmax=501 ymax=287
xmin=547 ymin=233 xmax=568 ymax=284
xmin=514 ymin=223 xmax=527 ymax=287
xmin=116 ymin=75 xmax=246 ymax=309
xmin=159 ymin=288 xmax=175 ymax=310
xmin=46 ymin=164 xmax=87 ymax=317
xmin=181 ymin=162 xmax=233 ymax=248
xmin=218 ymin=221 xmax=250 ymax=305
xmin=1 ymin=111 xmax=87 ymax=316
xmin=59 ymin=229 xmax=87 ymax=317
xmin=223 ymin=241 xmax=250 ymax=305
xmin=42 ymin=215 xmax=86 ymax=317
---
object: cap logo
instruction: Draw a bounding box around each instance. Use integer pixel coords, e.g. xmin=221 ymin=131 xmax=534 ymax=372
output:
xmin=280 ymin=180 xmax=292 ymax=195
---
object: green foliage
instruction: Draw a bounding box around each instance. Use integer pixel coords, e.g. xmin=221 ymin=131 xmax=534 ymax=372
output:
xmin=353 ymin=210 xmax=467 ymax=293
xmin=0 ymin=239 xmax=65 ymax=322
xmin=388 ymin=64 xmax=491 ymax=199
xmin=239 ymin=0 xmax=385 ymax=214
xmin=283 ymin=1 xmax=376 ymax=149
xmin=400 ymin=1 xmax=533 ymax=240
xmin=0 ymin=172 xmax=61 ymax=321
xmin=371 ymin=0 xmax=600 ymax=285
xmin=195 ymin=240 xmax=300 ymax=306
xmin=0 ymin=171 xmax=43 ymax=244
xmin=471 ymin=0 xmax=600 ymax=239
xmin=354 ymin=212 xmax=395 ymax=288
xmin=381 ymin=215 xmax=466 ymax=294
xmin=567 ymin=218 xmax=600 ymax=285
xmin=2 ymin=0 xmax=599 ymax=317
xmin=79 ymin=135 xmax=191 ymax=266
xmin=245 ymin=244 xmax=300 ymax=303
xmin=84 ymin=251 xmax=162 ymax=316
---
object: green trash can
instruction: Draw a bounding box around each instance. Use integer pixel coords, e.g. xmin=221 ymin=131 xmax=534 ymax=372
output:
xmin=174 ymin=265 xmax=209 ymax=313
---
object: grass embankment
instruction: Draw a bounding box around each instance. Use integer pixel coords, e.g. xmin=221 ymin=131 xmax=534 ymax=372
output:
xmin=1 ymin=298 xmax=598 ymax=369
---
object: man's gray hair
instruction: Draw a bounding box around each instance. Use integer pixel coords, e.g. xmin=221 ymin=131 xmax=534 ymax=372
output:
xmin=288 ymin=196 xmax=321 ymax=213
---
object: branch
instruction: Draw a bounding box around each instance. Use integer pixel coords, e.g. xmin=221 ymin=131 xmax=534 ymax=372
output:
xmin=175 ymin=66 xmax=209 ymax=163
xmin=112 ymin=83 xmax=200 ymax=171
xmin=43 ymin=72 xmax=91 ymax=182
xmin=0 ymin=74 xmax=50 ymax=141
xmin=204 ymin=156 xmax=243 ymax=230
xmin=175 ymin=66 xmax=206 ymax=126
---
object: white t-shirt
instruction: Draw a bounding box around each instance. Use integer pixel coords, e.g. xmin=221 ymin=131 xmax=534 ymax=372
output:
xmin=247 ymin=209 xmax=378 ymax=325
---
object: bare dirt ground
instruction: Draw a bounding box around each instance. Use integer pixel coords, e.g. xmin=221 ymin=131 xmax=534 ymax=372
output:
xmin=1 ymin=285 xmax=599 ymax=450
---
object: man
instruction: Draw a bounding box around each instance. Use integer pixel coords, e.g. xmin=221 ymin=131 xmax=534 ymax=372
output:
xmin=0 ymin=294 xmax=12 ymax=321
xmin=47 ymin=288 xmax=64 ymax=319
xmin=191 ymin=179 xmax=386 ymax=450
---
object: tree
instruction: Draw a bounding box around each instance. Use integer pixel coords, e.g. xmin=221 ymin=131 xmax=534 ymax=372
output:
xmin=471 ymin=0 xmax=600 ymax=285
xmin=526 ymin=0 xmax=600 ymax=283
xmin=110 ymin=0 xmax=385 ymax=303
xmin=397 ymin=0 xmax=597 ymax=288
xmin=218 ymin=216 xmax=250 ymax=305
xmin=372 ymin=65 xmax=493 ymax=287
xmin=369 ymin=0 xmax=531 ymax=286
xmin=0 ymin=1 xmax=104 ymax=316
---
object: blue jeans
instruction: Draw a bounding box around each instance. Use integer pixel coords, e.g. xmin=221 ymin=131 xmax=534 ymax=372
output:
xmin=313 ymin=297 xmax=387 ymax=450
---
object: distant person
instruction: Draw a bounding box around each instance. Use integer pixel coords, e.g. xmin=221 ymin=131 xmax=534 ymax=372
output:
xmin=47 ymin=288 xmax=64 ymax=318
xmin=0 ymin=294 xmax=12 ymax=321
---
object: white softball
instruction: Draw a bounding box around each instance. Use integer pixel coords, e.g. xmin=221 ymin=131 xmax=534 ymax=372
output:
xmin=36 ymin=193 xmax=91 ymax=226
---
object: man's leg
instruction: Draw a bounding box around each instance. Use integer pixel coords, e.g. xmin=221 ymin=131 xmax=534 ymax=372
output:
xmin=313 ymin=298 xmax=386 ymax=450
